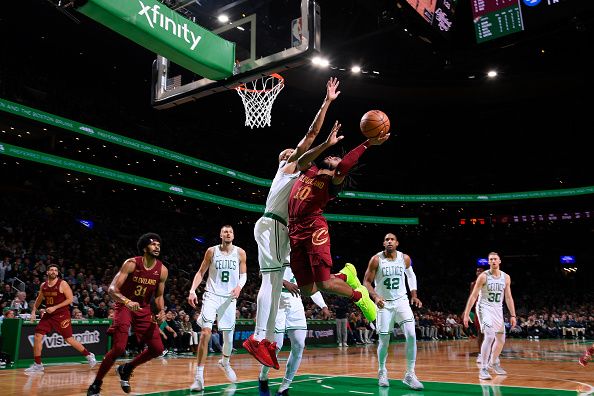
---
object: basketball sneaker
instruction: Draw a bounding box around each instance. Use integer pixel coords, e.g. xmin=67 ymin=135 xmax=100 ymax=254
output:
xmin=264 ymin=340 xmax=280 ymax=370
xmin=489 ymin=363 xmax=507 ymax=375
xmin=258 ymin=379 xmax=270 ymax=396
xmin=275 ymin=390 xmax=289 ymax=396
xmin=353 ymin=286 xmax=377 ymax=322
xmin=243 ymin=335 xmax=276 ymax=368
xmin=579 ymin=348 xmax=593 ymax=367
xmin=339 ymin=263 xmax=362 ymax=289
xmin=218 ymin=359 xmax=237 ymax=383
xmin=479 ymin=368 xmax=492 ymax=380
xmin=190 ymin=375 xmax=204 ymax=392
xmin=24 ymin=363 xmax=44 ymax=374
xmin=87 ymin=382 xmax=102 ymax=396
xmin=403 ymin=371 xmax=424 ymax=390
xmin=115 ymin=363 xmax=133 ymax=393
xmin=378 ymin=369 xmax=389 ymax=387
xmin=86 ymin=352 xmax=97 ymax=368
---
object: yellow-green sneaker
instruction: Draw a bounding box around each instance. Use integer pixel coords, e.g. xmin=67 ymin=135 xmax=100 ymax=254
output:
xmin=354 ymin=286 xmax=377 ymax=322
xmin=339 ymin=263 xmax=362 ymax=289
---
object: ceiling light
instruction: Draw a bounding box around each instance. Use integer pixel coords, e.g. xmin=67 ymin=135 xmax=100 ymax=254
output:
xmin=351 ymin=66 xmax=361 ymax=73
xmin=487 ymin=70 xmax=497 ymax=78
xmin=218 ymin=15 xmax=229 ymax=23
xmin=236 ymin=26 xmax=245 ymax=31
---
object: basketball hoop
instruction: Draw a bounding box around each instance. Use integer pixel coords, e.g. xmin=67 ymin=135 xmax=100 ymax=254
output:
xmin=235 ymin=73 xmax=284 ymax=128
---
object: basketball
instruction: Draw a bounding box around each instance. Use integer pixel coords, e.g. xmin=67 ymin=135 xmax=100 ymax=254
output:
xmin=360 ymin=110 xmax=390 ymax=138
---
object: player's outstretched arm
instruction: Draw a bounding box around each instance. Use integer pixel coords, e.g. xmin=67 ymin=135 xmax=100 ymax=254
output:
xmin=287 ymin=77 xmax=341 ymax=168
xmin=462 ymin=272 xmax=486 ymax=327
xmin=363 ymin=256 xmax=383 ymax=308
xmin=504 ymin=275 xmax=517 ymax=327
xmin=188 ymin=247 xmax=214 ymax=307
xmin=109 ymin=259 xmax=140 ymax=311
xmin=296 ymin=121 xmax=343 ymax=171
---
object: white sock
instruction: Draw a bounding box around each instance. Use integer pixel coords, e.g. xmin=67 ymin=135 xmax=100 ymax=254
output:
xmin=196 ymin=366 xmax=204 ymax=378
xmin=254 ymin=271 xmax=283 ymax=341
xmin=480 ymin=330 xmax=496 ymax=370
xmin=222 ymin=331 xmax=233 ymax=359
xmin=403 ymin=321 xmax=417 ymax=373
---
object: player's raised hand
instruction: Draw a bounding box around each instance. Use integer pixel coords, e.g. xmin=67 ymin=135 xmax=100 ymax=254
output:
xmin=326 ymin=77 xmax=341 ymax=102
xmin=368 ymin=131 xmax=390 ymax=146
xmin=188 ymin=290 xmax=199 ymax=308
xmin=324 ymin=121 xmax=344 ymax=147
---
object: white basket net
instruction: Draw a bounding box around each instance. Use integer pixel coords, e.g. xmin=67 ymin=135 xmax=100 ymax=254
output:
xmin=235 ymin=74 xmax=284 ymax=128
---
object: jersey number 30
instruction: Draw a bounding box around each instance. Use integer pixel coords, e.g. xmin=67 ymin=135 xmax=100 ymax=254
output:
xmin=487 ymin=292 xmax=502 ymax=303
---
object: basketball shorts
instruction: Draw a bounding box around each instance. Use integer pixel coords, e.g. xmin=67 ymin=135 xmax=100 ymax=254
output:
xmin=254 ymin=216 xmax=290 ymax=272
xmin=376 ymin=297 xmax=415 ymax=335
xmin=110 ymin=305 xmax=162 ymax=344
xmin=289 ymin=216 xmax=333 ymax=286
xmin=36 ymin=310 xmax=73 ymax=338
xmin=476 ymin=303 xmax=504 ymax=334
xmin=197 ymin=291 xmax=237 ymax=331
xmin=274 ymin=293 xmax=307 ymax=333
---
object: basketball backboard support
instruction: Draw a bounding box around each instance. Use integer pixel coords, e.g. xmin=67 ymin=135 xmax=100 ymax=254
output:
xmin=151 ymin=0 xmax=320 ymax=109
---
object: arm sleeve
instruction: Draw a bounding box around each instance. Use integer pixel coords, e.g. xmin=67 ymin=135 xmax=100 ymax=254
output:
xmin=335 ymin=142 xmax=368 ymax=176
xmin=310 ymin=291 xmax=328 ymax=309
xmin=404 ymin=266 xmax=417 ymax=291
xmin=238 ymin=273 xmax=247 ymax=288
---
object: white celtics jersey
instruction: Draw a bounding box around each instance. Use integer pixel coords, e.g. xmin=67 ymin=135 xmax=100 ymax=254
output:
xmin=206 ymin=245 xmax=241 ymax=297
xmin=478 ymin=270 xmax=506 ymax=309
xmin=374 ymin=251 xmax=408 ymax=301
xmin=264 ymin=160 xmax=300 ymax=222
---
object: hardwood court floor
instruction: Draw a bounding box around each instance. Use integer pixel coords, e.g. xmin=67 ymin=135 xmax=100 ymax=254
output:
xmin=2 ymin=339 xmax=592 ymax=395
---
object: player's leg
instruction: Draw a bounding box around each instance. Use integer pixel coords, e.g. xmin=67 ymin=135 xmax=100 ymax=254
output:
xmin=376 ymin=305 xmax=393 ymax=387
xmin=259 ymin=307 xmax=287 ymax=396
xmin=394 ymin=301 xmax=423 ymax=390
xmin=190 ymin=292 xmax=217 ymax=391
xmin=217 ymin=297 xmax=238 ymax=383
xmin=276 ymin=329 xmax=306 ymax=395
xmin=24 ymin=330 xmax=45 ymax=373
xmin=88 ymin=308 xmax=132 ymax=395
xmin=479 ymin=325 xmax=496 ymax=380
xmin=579 ymin=344 xmax=594 ymax=366
xmin=488 ymin=331 xmax=507 ymax=375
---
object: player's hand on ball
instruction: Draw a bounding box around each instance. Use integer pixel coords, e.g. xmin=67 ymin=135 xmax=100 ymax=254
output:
xmin=368 ymin=131 xmax=390 ymax=146
xmin=188 ymin=290 xmax=198 ymax=308
xmin=411 ymin=297 xmax=422 ymax=308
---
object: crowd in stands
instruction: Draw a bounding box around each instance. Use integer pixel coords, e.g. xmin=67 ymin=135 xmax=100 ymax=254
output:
xmin=1 ymin=190 xmax=593 ymax=354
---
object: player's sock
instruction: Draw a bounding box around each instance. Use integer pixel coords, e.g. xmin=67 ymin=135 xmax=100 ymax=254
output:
xmin=334 ymin=273 xmax=347 ymax=282
xmin=377 ymin=334 xmax=390 ymax=371
xmin=350 ymin=289 xmax=362 ymax=302
xmin=82 ymin=349 xmax=90 ymax=356
xmin=34 ymin=356 xmax=41 ymax=364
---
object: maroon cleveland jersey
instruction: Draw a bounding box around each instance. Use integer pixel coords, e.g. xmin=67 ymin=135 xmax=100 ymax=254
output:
xmin=288 ymin=166 xmax=335 ymax=221
xmin=41 ymin=279 xmax=69 ymax=315
xmin=119 ymin=256 xmax=163 ymax=307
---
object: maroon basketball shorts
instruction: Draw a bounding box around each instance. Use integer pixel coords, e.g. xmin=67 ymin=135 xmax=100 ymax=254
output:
xmin=36 ymin=310 xmax=73 ymax=338
xmin=289 ymin=216 xmax=333 ymax=286
xmin=109 ymin=305 xmax=161 ymax=343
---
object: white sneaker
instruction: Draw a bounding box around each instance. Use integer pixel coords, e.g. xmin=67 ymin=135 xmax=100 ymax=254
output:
xmin=378 ymin=369 xmax=389 ymax=387
xmin=24 ymin=363 xmax=44 ymax=374
xmin=190 ymin=376 xmax=204 ymax=391
xmin=86 ymin=352 xmax=97 ymax=368
xmin=342 ymin=343 xmax=349 ymax=348
xmin=489 ymin=363 xmax=507 ymax=375
xmin=218 ymin=359 xmax=237 ymax=383
xmin=403 ymin=372 xmax=424 ymax=390
xmin=479 ymin=368 xmax=492 ymax=380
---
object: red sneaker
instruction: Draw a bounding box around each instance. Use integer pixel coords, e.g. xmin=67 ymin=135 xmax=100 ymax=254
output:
xmin=243 ymin=335 xmax=275 ymax=367
xmin=579 ymin=350 xmax=592 ymax=367
xmin=266 ymin=341 xmax=280 ymax=370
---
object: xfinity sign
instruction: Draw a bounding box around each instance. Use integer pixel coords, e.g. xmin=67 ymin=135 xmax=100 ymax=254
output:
xmin=137 ymin=1 xmax=202 ymax=51
xmin=76 ymin=0 xmax=235 ymax=80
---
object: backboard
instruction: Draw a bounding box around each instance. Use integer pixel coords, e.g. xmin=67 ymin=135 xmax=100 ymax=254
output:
xmin=151 ymin=0 xmax=320 ymax=109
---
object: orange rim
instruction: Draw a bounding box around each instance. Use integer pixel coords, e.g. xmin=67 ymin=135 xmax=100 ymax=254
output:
xmin=236 ymin=73 xmax=284 ymax=93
